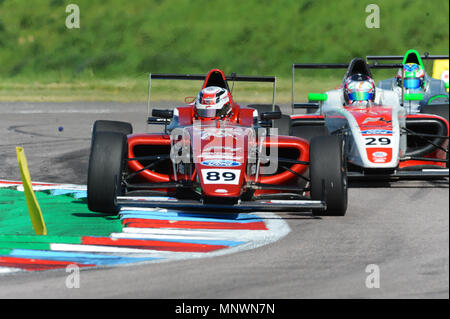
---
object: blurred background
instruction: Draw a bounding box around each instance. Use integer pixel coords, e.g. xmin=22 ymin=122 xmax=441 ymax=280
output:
xmin=0 ymin=0 xmax=448 ymax=102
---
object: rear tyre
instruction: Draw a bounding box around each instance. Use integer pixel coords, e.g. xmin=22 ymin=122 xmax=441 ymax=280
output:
xmin=290 ymin=125 xmax=330 ymax=142
xmin=87 ymin=131 xmax=127 ymax=214
xmin=420 ymin=103 xmax=449 ymax=122
xmin=247 ymin=104 xmax=291 ymax=135
xmin=309 ymin=135 xmax=347 ymax=216
xmin=272 ymin=115 xmax=291 ymax=136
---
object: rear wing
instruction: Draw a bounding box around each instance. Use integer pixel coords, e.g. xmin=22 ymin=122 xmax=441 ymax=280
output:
xmin=291 ymin=62 xmax=403 ymax=113
xmin=366 ymin=54 xmax=449 ymax=62
xmin=147 ymin=72 xmax=277 ymax=121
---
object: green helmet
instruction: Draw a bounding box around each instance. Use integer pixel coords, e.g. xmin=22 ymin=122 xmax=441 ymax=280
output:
xmin=397 ymin=63 xmax=425 ymax=89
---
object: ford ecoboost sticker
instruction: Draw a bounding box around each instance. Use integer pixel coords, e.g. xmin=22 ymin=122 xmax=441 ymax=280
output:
xmin=361 ymin=129 xmax=393 ymax=135
xmin=201 ymin=160 xmax=241 ymax=167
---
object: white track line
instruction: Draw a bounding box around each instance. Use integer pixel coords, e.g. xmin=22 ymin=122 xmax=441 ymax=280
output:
xmin=122 ymin=227 xmax=270 ymax=239
xmin=0 ymin=267 xmax=22 ymax=274
xmin=110 ymin=232 xmax=229 ymax=241
xmin=49 ymin=244 xmax=223 ymax=260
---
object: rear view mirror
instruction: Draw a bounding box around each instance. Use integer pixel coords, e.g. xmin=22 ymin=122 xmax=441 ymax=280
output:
xmin=308 ymin=93 xmax=328 ymax=101
xmin=259 ymin=111 xmax=282 ymax=128
xmin=152 ymin=109 xmax=174 ymax=119
xmin=293 ymin=103 xmax=320 ymax=110
xmin=260 ymin=111 xmax=282 ymax=121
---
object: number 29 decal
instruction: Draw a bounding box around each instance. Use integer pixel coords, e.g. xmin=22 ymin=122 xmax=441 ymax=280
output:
xmin=364 ymin=136 xmax=391 ymax=146
xmin=201 ymin=169 xmax=241 ymax=185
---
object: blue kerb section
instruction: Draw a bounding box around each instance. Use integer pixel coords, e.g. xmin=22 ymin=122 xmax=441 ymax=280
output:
xmin=6 ymin=249 xmax=160 ymax=265
xmin=73 ymin=191 xmax=87 ymax=199
xmin=50 ymin=189 xmax=87 ymax=198
xmin=120 ymin=210 xmax=263 ymax=223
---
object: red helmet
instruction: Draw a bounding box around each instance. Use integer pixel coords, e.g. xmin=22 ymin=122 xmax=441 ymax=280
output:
xmin=195 ymin=86 xmax=231 ymax=119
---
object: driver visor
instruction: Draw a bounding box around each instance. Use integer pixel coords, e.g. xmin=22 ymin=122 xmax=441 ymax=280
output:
xmin=348 ymin=91 xmax=373 ymax=101
xmin=196 ymin=108 xmax=220 ymax=118
xmin=404 ymin=78 xmax=421 ymax=89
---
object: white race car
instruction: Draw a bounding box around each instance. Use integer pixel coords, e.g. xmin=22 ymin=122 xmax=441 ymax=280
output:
xmin=288 ymin=58 xmax=449 ymax=180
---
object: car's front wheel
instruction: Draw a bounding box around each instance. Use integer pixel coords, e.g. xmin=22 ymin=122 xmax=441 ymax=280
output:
xmin=87 ymin=131 xmax=127 ymax=214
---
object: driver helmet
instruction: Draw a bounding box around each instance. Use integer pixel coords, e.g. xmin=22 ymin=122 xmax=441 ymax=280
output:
xmin=396 ymin=63 xmax=425 ymax=90
xmin=344 ymin=73 xmax=376 ymax=106
xmin=194 ymin=86 xmax=232 ymax=119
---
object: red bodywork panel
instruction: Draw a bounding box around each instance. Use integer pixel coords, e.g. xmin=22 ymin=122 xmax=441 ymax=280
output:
xmin=400 ymin=113 xmax=449 ymax=169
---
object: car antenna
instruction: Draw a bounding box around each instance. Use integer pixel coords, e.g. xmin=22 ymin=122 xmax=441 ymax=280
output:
xmin=230 ymin=72 xmax=236 ymax=96
xmin=423 ymin=51 xmax=431 ymax=76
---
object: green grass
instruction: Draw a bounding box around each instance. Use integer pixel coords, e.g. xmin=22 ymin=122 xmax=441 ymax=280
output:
xmin=0 ymin=75 xmax=344 ymax=103
xmin=0 ymin=76 xmax=148 ymax=102
xmin=0 ymin=0 xmax=448 ymax=78
xmin=0 ymin=0 xmax=447 ymax=103
xmin=0 ymin=189 xmax=122 ymax=237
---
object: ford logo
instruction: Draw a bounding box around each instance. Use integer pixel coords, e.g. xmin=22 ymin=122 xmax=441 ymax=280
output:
xmin=201 ymin=160 xmax=241 ymax=167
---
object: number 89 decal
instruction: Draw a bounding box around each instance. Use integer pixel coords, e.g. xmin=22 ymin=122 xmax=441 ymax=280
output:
xmin=201 ymin=169 xmax=241 ymax=185
xmin=364 ymin=136 xmax=391 ymax=146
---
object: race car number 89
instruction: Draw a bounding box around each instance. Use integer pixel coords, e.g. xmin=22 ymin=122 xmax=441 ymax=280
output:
xmin=201 ymin=169 xmax=241 ymax=185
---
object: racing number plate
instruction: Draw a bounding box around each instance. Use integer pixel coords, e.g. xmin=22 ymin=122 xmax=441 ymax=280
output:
xmin=201 ymin=169 xmax=241 ymax=185
xmin=364 ymin=136 xmax=392 ymax=146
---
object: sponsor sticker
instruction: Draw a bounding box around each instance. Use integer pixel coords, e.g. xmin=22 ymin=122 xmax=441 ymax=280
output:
xmin=201 ymin=160 xmax=241 ymax=167
xmin=366 ymin=148 xmax=392 ymax=163
xmin=362 ymin=117 xmax=392 ymax=124
xmin=361 ymin=129 xmax=393 ymax=135
xmin=372 ymin=151 xmax=388 ymax=162
xmin=201 ymin=169 xmax=241 ymax=185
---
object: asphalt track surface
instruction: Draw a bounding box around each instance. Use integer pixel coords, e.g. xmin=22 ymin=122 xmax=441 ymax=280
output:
xmin=0 ymin=102 xmax=448 ymax=298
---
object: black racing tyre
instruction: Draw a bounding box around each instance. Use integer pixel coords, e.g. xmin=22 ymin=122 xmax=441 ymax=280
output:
xmin=420 ymin=103 xmax=449 ymax=122
xmin=272 ymin=115 xmax=291 ymax=136
xmin=309 ymin=135 xmax=347 ymax=216
xmin=87 ymin=131 xmax=127 ymax=214
xmin=247 ymin=104 xmax=291 ymax=135
xmin=447 ymin=151 xmax=449 ymax=169
xmin=290 ymin=125 xmax=330 ymax=142
xmin=92 ymin=120 xmax=133 ymax=136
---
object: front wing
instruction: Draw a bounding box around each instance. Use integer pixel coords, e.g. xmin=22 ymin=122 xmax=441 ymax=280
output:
xmin=347 ymin=168 xmax=449 ymax=180
xmin=116 ymin=196 xmax=326 ymax=212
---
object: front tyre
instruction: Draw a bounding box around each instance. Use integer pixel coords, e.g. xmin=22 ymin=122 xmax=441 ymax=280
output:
xmin=309 ymin=135 xmax=348 ymax=216
xmin=87 ymin=131 xmax=127 ymax=214
xmin=92 ymin=120 xmax=133 ymax=136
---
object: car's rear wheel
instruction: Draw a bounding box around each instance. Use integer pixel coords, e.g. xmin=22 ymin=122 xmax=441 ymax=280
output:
xmin=247 ymin=104 xmax=290 ymax=135
xmin=290 ymin=125 xmax=330 ymax=142
xmin=87 ymin=131 xmax=127 ymax=214
xmin=309 ymin=135 xmax=347 ymax=216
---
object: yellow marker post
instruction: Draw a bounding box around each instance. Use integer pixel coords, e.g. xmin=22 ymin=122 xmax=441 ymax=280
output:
xmin=16 ymin=147 xmax=47 ymax=235
xmin=432 ymin=59 xmax=449 ymax=92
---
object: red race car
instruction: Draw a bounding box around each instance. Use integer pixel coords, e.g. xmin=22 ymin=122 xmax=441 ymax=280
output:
xmin=87 ymin=69 xmax=348 ymax=216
